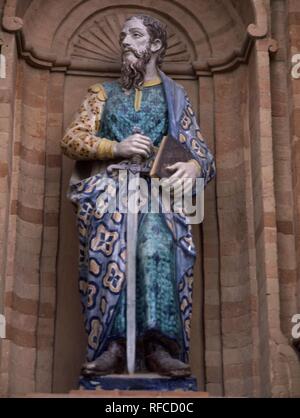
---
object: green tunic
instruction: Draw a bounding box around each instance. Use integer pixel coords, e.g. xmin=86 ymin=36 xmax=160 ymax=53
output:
xmin=99 ymin=81 xmax=183 ymax=351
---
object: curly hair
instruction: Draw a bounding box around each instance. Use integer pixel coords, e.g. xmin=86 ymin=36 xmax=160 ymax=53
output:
xmin=125 ymin=15 xmax=168 ymax=67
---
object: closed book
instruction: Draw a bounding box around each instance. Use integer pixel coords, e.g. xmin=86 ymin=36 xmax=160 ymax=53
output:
xmin=150 ymin=135 xmax=194 ymax=179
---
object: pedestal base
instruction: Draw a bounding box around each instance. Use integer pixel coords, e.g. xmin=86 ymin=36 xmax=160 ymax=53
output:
xmin=79 ymin=373 xmax=198 ymax=392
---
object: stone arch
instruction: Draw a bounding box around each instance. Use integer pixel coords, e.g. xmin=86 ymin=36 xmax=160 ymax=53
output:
xmin=67 ymin=10 xmax=196 ymax=69
xmin=3 ymin=0 xmax=266 ymax=73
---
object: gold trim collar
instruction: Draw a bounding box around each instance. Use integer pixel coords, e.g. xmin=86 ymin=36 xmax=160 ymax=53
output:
xmin=134 ymin=78 xmax=162 ymax=112
xmin=142 ymin=78 xmax=162 ymax=87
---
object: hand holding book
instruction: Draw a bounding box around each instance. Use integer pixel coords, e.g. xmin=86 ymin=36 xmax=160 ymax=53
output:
xmin=150 ymin=135 xmax=201 ymax=180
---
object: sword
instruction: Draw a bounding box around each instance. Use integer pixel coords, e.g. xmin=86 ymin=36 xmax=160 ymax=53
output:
xmin=126 ymin=168 xmax=138 ymax=374
xmin=126 ymin=127 xmax=146 ymax=375
xmin=107 ymin=127 xmax=150 ymax=375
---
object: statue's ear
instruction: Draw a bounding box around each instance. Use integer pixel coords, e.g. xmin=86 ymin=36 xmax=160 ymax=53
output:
xmin=150 ymin=38 xmax=163 ymax=54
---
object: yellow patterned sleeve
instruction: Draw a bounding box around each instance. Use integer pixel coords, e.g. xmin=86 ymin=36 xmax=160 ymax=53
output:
xmin=61 ymin=84 xmax=117 ymax=160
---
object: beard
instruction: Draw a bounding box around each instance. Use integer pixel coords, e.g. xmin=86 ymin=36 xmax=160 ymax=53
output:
xmin=120 ymin=47 xmax=152 ymax=90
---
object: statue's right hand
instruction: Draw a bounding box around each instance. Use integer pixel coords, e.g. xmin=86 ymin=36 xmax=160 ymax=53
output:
xmin=113 ymin=134 xmax=152 ymax=159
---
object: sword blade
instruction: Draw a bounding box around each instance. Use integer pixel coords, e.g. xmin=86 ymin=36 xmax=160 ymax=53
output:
xmin=126 ymin=170 xmax=139 ymax=374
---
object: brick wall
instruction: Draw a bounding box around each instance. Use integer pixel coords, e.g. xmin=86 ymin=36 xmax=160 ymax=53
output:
xmin=289 ymin=0 xmax=300 ymax=316
xmin=0 ymin=0 xmax=19 ymax=394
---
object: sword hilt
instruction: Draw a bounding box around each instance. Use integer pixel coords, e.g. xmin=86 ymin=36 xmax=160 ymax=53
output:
xmin=107 ymin=127 xmax=152 ymax=175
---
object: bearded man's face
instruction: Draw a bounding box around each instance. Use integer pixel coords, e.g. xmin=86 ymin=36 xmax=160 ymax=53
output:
xmin=119 ymin=17 xmax=153 ymax=90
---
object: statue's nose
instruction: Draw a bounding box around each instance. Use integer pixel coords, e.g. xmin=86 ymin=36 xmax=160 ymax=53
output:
xmin=121 ymin=34 xmax=132 ymax=49
xmin=122 ymin=41 xmax=130 ymax=49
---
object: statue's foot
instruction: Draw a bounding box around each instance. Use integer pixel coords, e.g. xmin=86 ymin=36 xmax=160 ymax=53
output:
xmin=81 ymin=340 xmax=126 ymax=377
xmin=145 ymin=342 xmax=191 ymax=378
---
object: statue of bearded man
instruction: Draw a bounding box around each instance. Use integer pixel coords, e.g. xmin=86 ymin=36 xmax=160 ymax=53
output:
xmin=61 ymin=14 xmax=215 ymax=379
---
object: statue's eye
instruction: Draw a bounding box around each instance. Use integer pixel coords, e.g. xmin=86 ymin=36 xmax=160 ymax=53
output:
xmin=133 ymin=33 xmax=142 ymax=38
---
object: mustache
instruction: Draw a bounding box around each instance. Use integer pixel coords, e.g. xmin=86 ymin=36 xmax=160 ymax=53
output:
xmin=121 ymin=47 xmax=143 ymax=59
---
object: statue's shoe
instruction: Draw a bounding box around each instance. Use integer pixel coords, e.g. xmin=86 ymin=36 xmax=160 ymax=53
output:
xmin=145 ymin=344 xmax=191 ymax=378
xmin=81 ymin=340 xmax=126 ymax=377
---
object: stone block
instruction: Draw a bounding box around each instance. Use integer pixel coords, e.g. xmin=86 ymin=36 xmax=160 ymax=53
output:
xmin=0 ymin=117 xmax=10 ymax=132
xmin=79 ymin=374 xmax=199 ymax=392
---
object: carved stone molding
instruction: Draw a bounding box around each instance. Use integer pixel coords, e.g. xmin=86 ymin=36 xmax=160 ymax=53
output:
xmin=2 ymin=0 xmax=23 ymax=32
xmin=2 ymin=15 xmax=23 ymax=32
xmin=247 ymin=0 xmax=268 ymax=39
xmin=1 ymin=0 xmax=271 ymax=76
xmin=69 ymin=12 xmax=193 ymax=73
xmin=268 ymin=38 xmax=279 ymax=55
xmin=15 ymin=31 xmax=69 ymax=70
xmin=193 ymin=33 xmax=254 ymax=75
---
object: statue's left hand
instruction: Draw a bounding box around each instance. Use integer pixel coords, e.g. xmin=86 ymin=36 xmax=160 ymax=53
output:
xmin=164 ymin=161 xmax=201 ymax=194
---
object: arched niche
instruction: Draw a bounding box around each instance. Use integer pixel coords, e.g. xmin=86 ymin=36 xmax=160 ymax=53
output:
xmin=4 ymin=0 xmax=263 ymax=74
